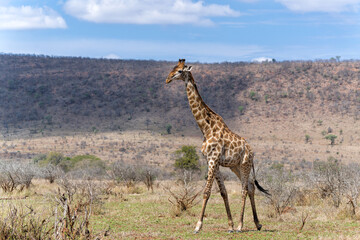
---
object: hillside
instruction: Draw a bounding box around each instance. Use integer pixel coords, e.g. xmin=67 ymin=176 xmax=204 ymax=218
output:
xmin=0 ymin=54 xmax=359 ymax=167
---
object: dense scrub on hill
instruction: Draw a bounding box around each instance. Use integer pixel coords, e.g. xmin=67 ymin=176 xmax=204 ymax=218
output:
xmin=0 ymin=54 xmax=359 ymax=132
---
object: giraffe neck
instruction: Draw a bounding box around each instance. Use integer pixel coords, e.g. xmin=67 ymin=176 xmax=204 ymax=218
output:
xmin=185 ymin=72 xmax=214 ymax=135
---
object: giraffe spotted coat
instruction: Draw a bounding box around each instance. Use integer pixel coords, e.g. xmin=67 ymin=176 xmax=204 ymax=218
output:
xmin=166 ymin=59 xmax=269 ymax=234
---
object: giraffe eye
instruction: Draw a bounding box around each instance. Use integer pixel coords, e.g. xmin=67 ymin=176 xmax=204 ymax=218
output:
xmin=178 ymin=70 xmax=183 ymax=73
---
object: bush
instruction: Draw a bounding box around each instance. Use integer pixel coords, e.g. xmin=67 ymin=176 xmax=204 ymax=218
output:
xmin=138 ymin=165 xmax=159 ymax=192
xmin=325 ymin=134 xmax=337 ymax=145
xmin=35 ymin=153 xmax=106 ymax=178
xmin=311 ymin=157 xmax=345 ymax=207
xmin=257 ymin=161 xmax=297 ymax=217
xmin=0 ymin=205 xmax=52 ymax=239
xmin=60 ymin=155 xmax=106 ymax=177
xmin=111 ymin=161 xmax=138 ymax=188
xmin=238 ymin=105 xmax=245 ymax=114
xmin=164 ymin=170 xmax=202 ymax=216
xmin=174 ymin=145 xmax=200 ymax=171
xmin=0 ymin=161 xmax=37 ymax=192
xmin=249 ymin=91 xmax=258 ymax=101
xmin=41 ymin=164 xmax=63 ymax=183
xmin=166 ymin=124 xmax=172 ymax=134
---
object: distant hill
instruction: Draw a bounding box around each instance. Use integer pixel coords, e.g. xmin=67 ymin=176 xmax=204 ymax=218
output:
xmin=0 ymin=54 xmax=359 ymax=136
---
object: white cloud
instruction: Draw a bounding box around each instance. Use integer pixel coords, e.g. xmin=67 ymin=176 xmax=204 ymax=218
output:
xmin=252 ymin=57 xmax=274 ymax=62
xmin=63 ymin=0 xmax=240 ymax=25
xmin=276 ymin=0 xmax=360 ymax=12
xmin=104 ymin=53 xmax=120 ymax=59
xmin=0 ymin=5 xmax=67 ymax=30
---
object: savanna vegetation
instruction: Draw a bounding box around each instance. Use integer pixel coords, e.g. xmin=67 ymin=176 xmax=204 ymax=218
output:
xmin=0 ymin=54 xmax=359 ymax=134
xmin=1 ymin=148 xmax=360 ymax=239
xmin=1 ymin=54 xmax=360 ymax=239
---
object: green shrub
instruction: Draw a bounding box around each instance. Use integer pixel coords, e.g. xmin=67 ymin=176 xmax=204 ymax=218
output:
xmin=36 ymin=152 xmax=66 ymax=166
xmin=249 ymin=91 xmax=258 ymax=101
xmin=238 ymin=106 xmax=245 ymax=114
xmin=174 ymin=146 xmax=200 ymax=171
xmin=325 ymin=134 xmax=337 ymax=145
xmin=36 ymin=153 xmax=105 ymax=174
xmin=166 ymin=124 xmax=172 ymax=134
xmin=264 ymin=94 xmax=269 ymax=103
xmin=60 ymin=155 xmax=105 ymax=173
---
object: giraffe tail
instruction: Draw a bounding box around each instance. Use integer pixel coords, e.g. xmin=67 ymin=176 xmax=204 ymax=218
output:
xmin=254 ymin=179 xmax=271 ymax=196
xmin=252 ymin=162 xmax=271 ymax=196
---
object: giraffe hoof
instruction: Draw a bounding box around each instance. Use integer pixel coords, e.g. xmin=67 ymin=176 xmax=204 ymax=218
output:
xmin=227 ymin=230 xmax=234 ymax=233
xmin=257 ymin=224 xmax=262 ymax=231
xmin=235 ymin=230 xmax=242 ymax=233
xmin=194 ymin=230 xmax=199 ymax=234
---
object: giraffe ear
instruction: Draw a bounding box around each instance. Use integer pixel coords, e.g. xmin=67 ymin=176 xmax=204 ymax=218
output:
xmin=184 ymin=65 xmax=193 ymax=72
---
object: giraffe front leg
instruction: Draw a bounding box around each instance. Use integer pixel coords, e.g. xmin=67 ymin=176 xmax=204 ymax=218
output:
xmin=194 ymin=153 xmax=219 ymax=233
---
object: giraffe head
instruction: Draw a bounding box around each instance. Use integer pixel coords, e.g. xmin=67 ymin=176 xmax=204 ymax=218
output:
xmin=166 ymin=59 xmax=193 ymax=84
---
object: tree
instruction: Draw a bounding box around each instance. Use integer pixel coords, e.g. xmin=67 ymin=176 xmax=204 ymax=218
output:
xmin=36 ymin=152 xmax=65 ymax=166
xmin=325 ymin=134 xmax=337 ymax=145
xmin=257 ymin=162 xmax=297 ymax=217
xmin=166 ymin=124 xmax=172 ymax=134
xmin=0 ymin=161 xmax=37 ymax=192
xmin=343 ymin=163 xmax=360 ymax=215
xmin=138 ymin=165 xmax=159 ymax=192
xmin=35 ymin=153 xmax=105 ymax=179
xmin=311 ymin=157 xmax=345 ymax=207
xmin=111 ymin=161 xmax=138 ymax=188
xmin=174 ymin=145 xmax=200 ymax=171
xmin=41 ymin=164 xmax=62 ymax=183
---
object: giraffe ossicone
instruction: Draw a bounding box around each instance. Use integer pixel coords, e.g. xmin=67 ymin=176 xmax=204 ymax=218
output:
xmin=166 ymin=59 xmax=270 ymax=233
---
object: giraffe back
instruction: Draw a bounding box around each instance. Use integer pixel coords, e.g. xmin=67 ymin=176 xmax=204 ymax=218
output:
xmin=202 ymin=125 xmax=253 ymax=168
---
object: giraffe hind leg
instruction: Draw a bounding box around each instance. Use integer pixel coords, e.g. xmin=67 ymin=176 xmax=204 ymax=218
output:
xmin=230 ymin=165 xmax=252 ymax=232
xmin=248 ymin=180 xmax=262 ymax=230
xmin=215 ymin=170 xmax=234 ymax=233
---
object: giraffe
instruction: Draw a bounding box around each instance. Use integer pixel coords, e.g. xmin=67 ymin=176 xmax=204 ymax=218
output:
xmin=165 ymin=59 xmax=270 ymax=233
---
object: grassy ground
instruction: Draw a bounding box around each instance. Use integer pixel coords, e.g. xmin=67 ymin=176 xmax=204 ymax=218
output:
xmin=1 ymin=180 xmax=360 ymax=239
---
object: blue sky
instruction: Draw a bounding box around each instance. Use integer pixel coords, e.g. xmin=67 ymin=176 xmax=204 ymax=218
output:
xmin=1 ymin=0 xmax=360 ymax=62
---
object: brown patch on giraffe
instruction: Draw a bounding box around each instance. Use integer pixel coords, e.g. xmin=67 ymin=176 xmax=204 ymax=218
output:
xmin=212 ymin=126 xmax=219 ymax=133
xmin=204 ymin=125 xmax=210 ymax=133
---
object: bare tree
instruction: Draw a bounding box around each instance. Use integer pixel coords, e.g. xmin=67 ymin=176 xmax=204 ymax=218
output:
xmin=163 ymin=170 xmax=202 ymax=215
xmin=54 ymin=178 xmax=106 ymax=239
xmin=311 ymin=157 xmax=346 ymax=207
xmin=41 ymin=164 xmax=63 ymax=183
xmin=111 ymin=161 xmax=138 ymax=188
xmin=138 ymin=165 xmax=159 ymax=192
xmin=343 ymin=163 xmax=360 ymax=215
xmin=0 ymin=161 xmax=37 ymax=192
xmin=257 ymin=161 xmax=298 ymax=217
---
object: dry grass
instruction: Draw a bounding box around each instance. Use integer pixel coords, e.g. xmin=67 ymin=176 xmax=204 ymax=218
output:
xmin=1 ymin=180 xmax=360 ymax=239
